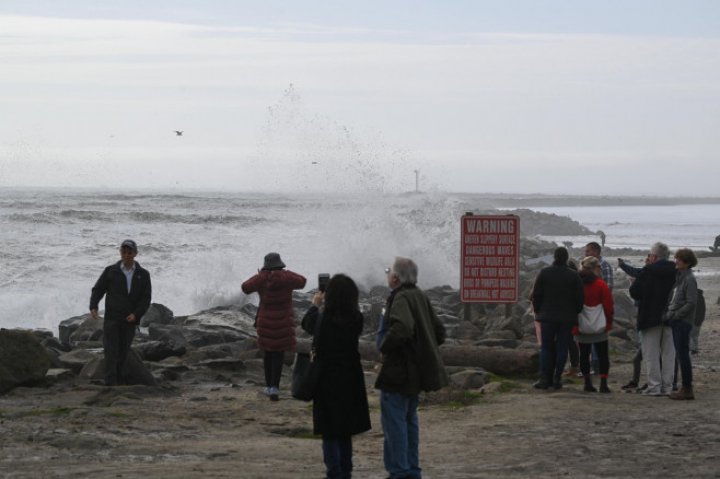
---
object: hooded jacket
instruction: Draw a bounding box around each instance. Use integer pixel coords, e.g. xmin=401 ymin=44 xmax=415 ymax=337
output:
xmin=242 ymin=269 xmax=307 ymax=351
xmin=629 ymin=258 xmax=676 ymax=331
xmin=375 ymin=285 xmax=449 ymax=395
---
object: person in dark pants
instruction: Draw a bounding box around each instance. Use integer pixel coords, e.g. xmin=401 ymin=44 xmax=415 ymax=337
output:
xmin=617 ymin=257 xmax=645 ymax=390
xmin=301 ymin=274 xmax=371 ymax=479
xmin=242 ymin=252 xmax=306 ymax=401
xmin=530 ymin=247 xmax=584 ymax=390
xmin=666 ymin=248 xmax=698 ymax=400
xmin=90 ymin=239 xmax=152 ymax=386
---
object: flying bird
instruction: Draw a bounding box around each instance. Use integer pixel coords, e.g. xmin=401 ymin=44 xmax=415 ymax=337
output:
xmin=174 ymin=130 xmax=184 ymax=136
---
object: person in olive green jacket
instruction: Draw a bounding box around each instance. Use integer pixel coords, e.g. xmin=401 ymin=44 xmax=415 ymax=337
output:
xmin=375 ymin=257 xmax=448 ymax=479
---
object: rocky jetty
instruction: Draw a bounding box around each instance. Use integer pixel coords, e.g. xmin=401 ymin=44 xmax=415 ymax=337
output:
xmin=0 ymin=237 xmax=644 ymax=395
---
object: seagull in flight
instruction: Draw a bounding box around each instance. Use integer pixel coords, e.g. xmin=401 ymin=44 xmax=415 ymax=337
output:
xmin=174 ymin=130 xmax=184 ymax=136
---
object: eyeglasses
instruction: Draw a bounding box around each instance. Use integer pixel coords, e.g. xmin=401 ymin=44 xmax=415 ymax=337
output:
xmin=384 ymin=267 xmax=391 ymax=274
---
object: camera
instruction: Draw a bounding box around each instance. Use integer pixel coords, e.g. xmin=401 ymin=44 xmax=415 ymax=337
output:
xmin=318 ymin=273 xmax=330 ymax=292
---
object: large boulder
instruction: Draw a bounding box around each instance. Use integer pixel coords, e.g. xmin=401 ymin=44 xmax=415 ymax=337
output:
xmin=58 ymin=349 xmax=103 ymax=374
xmin=58 ymin=314 xmax=103 ymax=348
xmin=59 ymin=314 xmax=89 ymax=347
xmin=148 ymin=324 xmax=188 ymax=347
xmin=0 ymin=329 xmax=52 ymax=393
xmin=79 ymin=349 xmax=157 ymax=386
xmin=140 ymin=303 xmax=174 ymax=327
xmin=133 ymin=340 xmax=186 ymax=362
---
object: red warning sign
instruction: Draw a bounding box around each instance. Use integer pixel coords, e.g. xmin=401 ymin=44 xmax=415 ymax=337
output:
xmin=460 ymin=215 xmax=520 ymax=303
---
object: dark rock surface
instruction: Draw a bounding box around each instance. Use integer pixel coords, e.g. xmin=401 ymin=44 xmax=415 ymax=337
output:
xmin=0 ymin=329 xmax=52 ymax=393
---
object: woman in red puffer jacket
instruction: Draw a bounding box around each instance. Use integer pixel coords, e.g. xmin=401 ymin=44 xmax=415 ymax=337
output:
xmin=242 ymin=252 xmax=306 ymax=401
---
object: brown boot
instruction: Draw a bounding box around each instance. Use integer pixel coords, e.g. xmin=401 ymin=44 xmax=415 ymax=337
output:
xmin=669 ymin=386 xmax=694 ymax=400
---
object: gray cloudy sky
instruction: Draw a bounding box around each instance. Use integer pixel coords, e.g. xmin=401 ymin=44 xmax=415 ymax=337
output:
xmin=1 ymin=1 xmax=719 ymax=195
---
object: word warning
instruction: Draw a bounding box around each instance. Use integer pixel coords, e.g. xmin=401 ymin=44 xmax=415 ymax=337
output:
xmin=460 ymin=215 xmax=520 ymax=303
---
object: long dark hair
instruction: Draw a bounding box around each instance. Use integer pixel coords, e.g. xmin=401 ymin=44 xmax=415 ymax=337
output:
xmin=323 ymin=273 xmax=360 ymax=319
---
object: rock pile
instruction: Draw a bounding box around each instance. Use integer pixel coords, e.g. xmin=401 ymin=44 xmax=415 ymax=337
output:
xmin=0 ymin=238 xmax=642 ymax=395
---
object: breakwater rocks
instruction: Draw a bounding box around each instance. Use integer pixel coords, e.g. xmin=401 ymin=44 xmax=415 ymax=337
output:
xmin=0 ymin=239 xmax=641 ymax=395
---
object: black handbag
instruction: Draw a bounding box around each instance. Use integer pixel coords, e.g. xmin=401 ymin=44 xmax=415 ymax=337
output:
xmin=291 ymin=313 xmax=323 ymax=401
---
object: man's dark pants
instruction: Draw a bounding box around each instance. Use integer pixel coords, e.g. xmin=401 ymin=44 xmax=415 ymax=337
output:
xmin=540 ymin=322 xmax=572 ymax=382
xmin=671 ymin=320 xmax=693 ymax=387
xmin=103 ymin=318 xmax=136 ymax=386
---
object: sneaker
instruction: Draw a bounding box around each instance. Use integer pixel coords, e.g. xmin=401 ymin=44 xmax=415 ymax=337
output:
xmin=641 ymin=388 xmax=663 ymax=396
xmin=262 ymin=387 xmax=272 ymax=396
xmin=621 ymin=380 xmax=639 ymax=390
xmin=533 ymin=379 xmax=550 ymax=390
xmin=563 ymin=367 xmax=579 ymax=377
xmin=269 ymin=386 xmax=280 ymax=402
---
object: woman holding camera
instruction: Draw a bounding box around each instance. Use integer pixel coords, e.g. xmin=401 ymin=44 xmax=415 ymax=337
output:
xmin=301 ymin=274 xmax=371 ymax=479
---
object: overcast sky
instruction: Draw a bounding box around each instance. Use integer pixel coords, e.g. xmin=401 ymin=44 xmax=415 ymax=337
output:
xmin=1 ymin=0 xmax=719 ymax=195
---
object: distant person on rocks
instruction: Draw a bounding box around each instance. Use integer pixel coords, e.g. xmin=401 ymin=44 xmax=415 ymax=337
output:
xmin=574 ymin=257 xmax=614 ymax=393
xmin=713 ymin=234 xmax=720 ymax=252
xmin=585 ymin=242 xmax=613 ymax=291
xmin=301 ymin=274 xmax=371 ymax=479
xmin=89 ymin=239 xmax=152 ymax=386
xmin=530 ymin=247 xmax=584 ymax=390
xmin=665 ymin=248 xmax=698 ymax=400
xmin=629 ymin=242 xmax=677 ymax=396
xmin=375 ymin=257 xmax=448 ymax=479
xmin=242 ymin=252 xmax=306 ymax=401
xmin=598 ymin=230 xmax=606 ymax=248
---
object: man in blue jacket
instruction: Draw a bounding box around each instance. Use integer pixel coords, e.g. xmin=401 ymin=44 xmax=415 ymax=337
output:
xmin=90 ymin=239 xmax=152 ymax=386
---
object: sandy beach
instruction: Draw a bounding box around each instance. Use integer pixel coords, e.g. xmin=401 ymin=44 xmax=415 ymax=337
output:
xmin=1 ymin=255 xmax=719 ymax=479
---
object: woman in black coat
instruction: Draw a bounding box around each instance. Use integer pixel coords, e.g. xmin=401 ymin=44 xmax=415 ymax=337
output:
xmin=301 ymin=274 xmax=371 ymax=479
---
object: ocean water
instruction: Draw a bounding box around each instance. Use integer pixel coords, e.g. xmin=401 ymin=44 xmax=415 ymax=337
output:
xmin=2 ymin=190 xmax=719 ymax=331
xmin=0 ymin=189 xmax=469 ymax=331
xmin=527 ymin=204 xmax=720 ymax=252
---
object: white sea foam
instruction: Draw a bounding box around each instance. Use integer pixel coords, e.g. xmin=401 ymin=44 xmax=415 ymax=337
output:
xmin=2 ymin=189 xmax=719 ymax=331
xmin=0 ymin=189 xmax=472 ymax=330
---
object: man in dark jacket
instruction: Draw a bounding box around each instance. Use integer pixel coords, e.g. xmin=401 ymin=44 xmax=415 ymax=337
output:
xmin=630 ymin=242 xmax=677 ymax=396
xmin=531 ymin=247 xmax=584 ymax=390
xmin=90 ymin=239 xmax=152 ymax=386
xmin=376 ymin=257 xmax=448 ymax=479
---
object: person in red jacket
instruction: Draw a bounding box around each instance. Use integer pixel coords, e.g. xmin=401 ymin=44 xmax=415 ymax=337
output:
xmin=574 ymin=256 xmax=614 ymax=393
xmin=242 ymin=252 xmax=306 ymax=401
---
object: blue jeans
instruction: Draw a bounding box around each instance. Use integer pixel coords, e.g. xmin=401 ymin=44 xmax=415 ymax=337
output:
xmin=671 ymin=321 xmax=693 ymax=387
xmin=380 ymin=391 xmax=421 ymax=479
xmin=322 ymin=435 xmax=352 ymax=479
xmin=539 ymin=322 xmax=572 ymax=382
